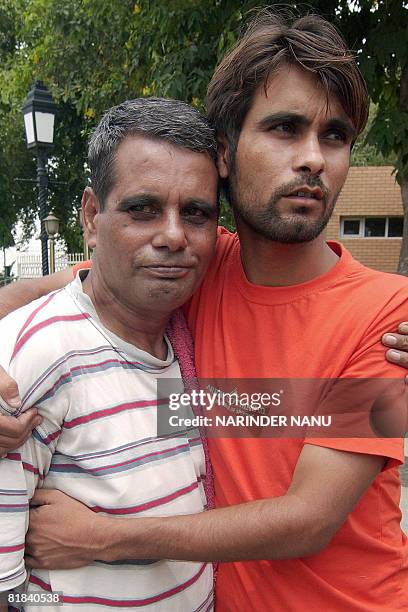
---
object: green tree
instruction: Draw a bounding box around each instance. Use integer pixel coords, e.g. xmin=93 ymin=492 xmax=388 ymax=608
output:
xmin=0 ymin=0 xmax=36 ymax=249
xmin=336 ymin=0 xmax=408 ymax=272
xmin=351 ymin=104 xmax=396 ymax=167
xmin=0 ymin=0 xmax=242 ymax=247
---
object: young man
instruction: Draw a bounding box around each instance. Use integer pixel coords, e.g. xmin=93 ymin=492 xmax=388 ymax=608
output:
xmin=0 ymin=10 xmax=407 ymax=612
xmin=0 ymin=98 xmax=218 ymax=610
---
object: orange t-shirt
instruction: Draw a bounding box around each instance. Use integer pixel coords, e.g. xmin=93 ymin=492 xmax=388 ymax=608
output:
xmin=186 ymin=229 xmax=408 ymax=611
xmin=74 ymin=233 xmax=408 ymax=610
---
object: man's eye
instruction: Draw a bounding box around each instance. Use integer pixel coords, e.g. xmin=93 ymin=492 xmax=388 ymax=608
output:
xmin=128 ymin=204 xmax=157 ymax=215
xmin=182 ymin=207 xmax=209 ymax=223
xmin=270 ymin=122 xmax=295 ymax=134
xmin=325 ymin=129 xmax=348 ymax=142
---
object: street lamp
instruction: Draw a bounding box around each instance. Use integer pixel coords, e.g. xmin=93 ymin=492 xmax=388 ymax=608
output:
xmin=44 ymin=214 xmax=59 ymax=274
xmin=22 ymin=81 xmax=57 ymax=276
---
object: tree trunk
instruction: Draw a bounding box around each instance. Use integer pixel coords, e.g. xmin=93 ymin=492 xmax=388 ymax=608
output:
xmin=397 ymin=177 xmax=408 ymax=275
xmin=397 ymin=62 xmax=408 ymax=275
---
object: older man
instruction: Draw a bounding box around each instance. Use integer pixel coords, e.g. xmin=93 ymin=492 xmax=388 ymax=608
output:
xmin=0 ymin=9 xmax=408 ymax=612
xmin=0 ymin=98 xmax=218 ymax=611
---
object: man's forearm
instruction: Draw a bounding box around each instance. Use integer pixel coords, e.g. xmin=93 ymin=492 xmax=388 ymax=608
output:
xmin=26 ymin=447 xmax=383 ymax=569
xmin=0 ymin=269 xmax=72 ymax=319
xmin=96 ymin=495 xmax=328 ymax=563
xmin=0 ymin=280 xmax=40 ymax=319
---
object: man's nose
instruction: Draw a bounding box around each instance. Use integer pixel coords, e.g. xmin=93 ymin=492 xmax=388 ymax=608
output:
xmin=151 ymin=213 xmax=188 ymax=251
xmin=293 ymin=134 xmax=325 ymax=175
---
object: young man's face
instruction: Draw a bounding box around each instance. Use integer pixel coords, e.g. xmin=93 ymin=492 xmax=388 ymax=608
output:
xmin=219 ymin=64 xmax=355 ymax=243
xmin=85 ymin=135 xmax=218 ymax=315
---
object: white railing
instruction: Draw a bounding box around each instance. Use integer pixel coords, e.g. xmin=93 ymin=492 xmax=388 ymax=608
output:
xmin=17 ymin=252 xmax=85 ymax=279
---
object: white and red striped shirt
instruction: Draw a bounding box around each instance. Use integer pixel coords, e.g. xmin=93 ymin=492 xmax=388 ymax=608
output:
xmin=0 ymin=274 xmax=213 ymax=611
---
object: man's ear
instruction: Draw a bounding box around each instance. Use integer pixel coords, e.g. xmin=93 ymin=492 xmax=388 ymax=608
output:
xmin=81 ymin=187 xmax=100 ymax=250
xmin=217 ymin=136 xmax=231 ymax=179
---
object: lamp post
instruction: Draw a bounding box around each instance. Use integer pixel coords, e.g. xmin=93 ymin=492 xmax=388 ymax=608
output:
xmin=22 ymin=81 xmax=57 ymax=276
xmin=44 ymin=214 xmax=60 ymax=274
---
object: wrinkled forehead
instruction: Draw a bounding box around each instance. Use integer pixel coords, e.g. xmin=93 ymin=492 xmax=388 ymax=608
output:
xmin=111 ymin=133 xmax=210 ymax=175
xmin=108 ymin=135 xmax=219 ymax=204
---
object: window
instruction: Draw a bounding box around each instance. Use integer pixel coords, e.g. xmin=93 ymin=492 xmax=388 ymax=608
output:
xmin=364 ymin=218 xmax=386 ymax=237
xmin=342 ymin=219 xmax=361 ymax=236
xmin=340 ymin=217 xmax=403 ymax=238
xmin=388 ymin=217 xmax=404 ymax=237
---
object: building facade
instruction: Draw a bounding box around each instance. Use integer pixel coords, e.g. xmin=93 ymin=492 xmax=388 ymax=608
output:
xmin=326 ymin=166 xmax=404 ymax=273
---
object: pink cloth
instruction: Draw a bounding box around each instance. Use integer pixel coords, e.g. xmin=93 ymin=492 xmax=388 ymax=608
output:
xmin=166 ymin=309 xmax=215 ymax=512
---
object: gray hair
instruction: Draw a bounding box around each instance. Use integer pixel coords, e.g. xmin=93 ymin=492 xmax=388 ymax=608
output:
xmin=88 ymin=97 xmax=218 ymax=206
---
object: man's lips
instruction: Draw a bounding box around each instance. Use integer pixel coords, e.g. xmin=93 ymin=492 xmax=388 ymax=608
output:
xmin=283 ymin=185 xmax=324 ymax=202
xmin=141 ymin=265 xmax=194 ymax=279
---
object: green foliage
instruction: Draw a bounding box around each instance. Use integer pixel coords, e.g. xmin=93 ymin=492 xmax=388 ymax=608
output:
xmin=351 ymin=104 xmax=396 ymax=167
xmin=0 ymin=0 xmax=31 ymax=248
xmin=219 ymin=198 xmax=235 ymax=232
xmin=337 ymin=0 xmax=408 ymax=182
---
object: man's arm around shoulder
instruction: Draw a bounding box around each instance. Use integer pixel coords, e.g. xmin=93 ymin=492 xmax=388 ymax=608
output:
xmin=26 ymin=444 xmax=385 ymax=567
xmin=0 ymin=268 xmax=72 ymax=320
xmin=99 ymin=444 xmax=385 ymax=562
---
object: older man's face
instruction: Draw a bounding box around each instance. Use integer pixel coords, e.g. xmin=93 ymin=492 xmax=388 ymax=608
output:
xmin=88 ymin=135 xmax=218 ymax=316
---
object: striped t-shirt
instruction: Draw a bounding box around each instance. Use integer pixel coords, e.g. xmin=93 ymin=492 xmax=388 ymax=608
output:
xmin=0 ymin=273 xmax=213 ymax=611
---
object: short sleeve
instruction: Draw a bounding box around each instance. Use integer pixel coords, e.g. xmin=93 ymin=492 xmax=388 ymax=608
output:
xmin=305 ymin=286 xmax=408 ymax=469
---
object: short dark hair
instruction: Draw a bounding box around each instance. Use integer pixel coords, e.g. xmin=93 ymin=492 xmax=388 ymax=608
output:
xmin=207 ymin=9 xmax=369 ymax=153
xmin=88 ymin=97 xmax=217 ymax=206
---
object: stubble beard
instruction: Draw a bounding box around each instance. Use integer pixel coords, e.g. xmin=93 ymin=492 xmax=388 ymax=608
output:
xmin=228 ymin=173 xmax=338 ymax=244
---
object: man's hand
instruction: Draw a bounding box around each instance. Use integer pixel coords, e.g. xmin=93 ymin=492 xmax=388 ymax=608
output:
xmin=26 ymin=489 xmax=103 ymax=569
xmin=383 ymin=322 xmax=408 ymax=368
xmin=0 ymin=365 xmax=21 ymax=409
xmin=0 ymin=367 xmax=42 ymax=456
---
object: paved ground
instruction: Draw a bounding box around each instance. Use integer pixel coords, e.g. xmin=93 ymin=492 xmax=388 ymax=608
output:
xmin=400 ymin=437 xmax=408 ymax=535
